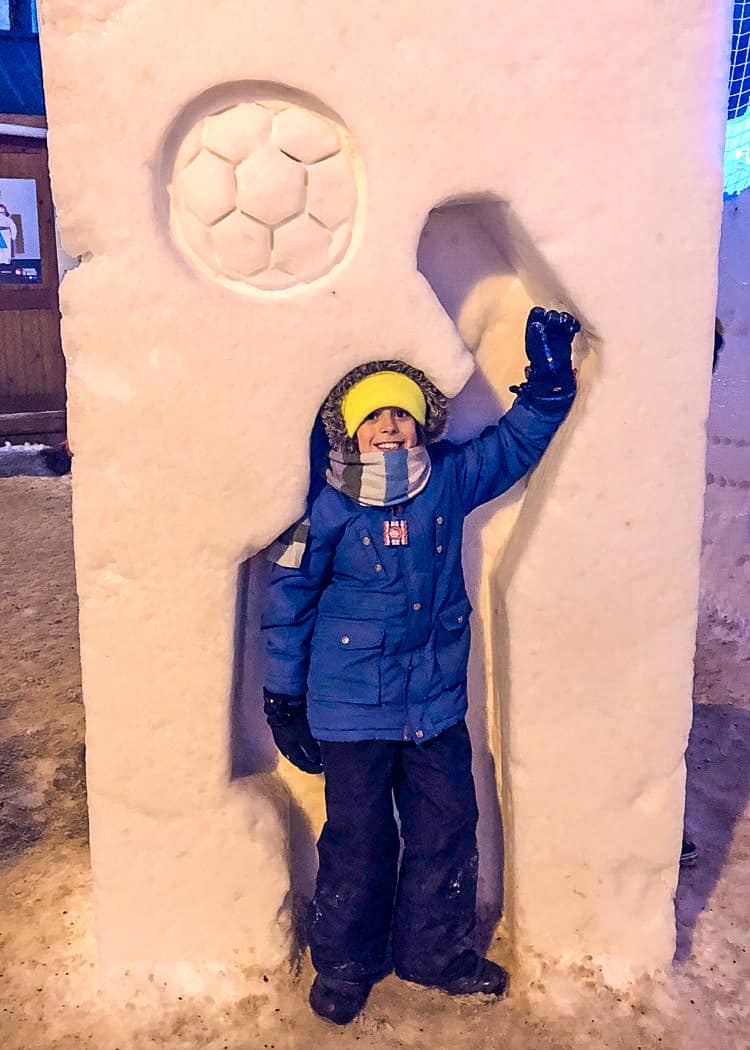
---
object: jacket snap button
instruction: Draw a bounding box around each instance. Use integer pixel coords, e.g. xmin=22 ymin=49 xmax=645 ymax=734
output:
xmin=341 ymin=635 xmax=350 ymax=644
xmin=436 ymin=545 xmax=443 ymax=554
xmin=416 ymin=729 xmax=424 ymax=739
xmin=362 ymin=537 xmax=371 ymax=546
xmin=412 ymin=602 xmax=421 ymax=612
xmin=457 ymin=615 xmax=464 ymax=623
xmin=375 ymin=564 xmax=383 ymax=573
xmin=436 ymin=516 xmax=443 ymax=525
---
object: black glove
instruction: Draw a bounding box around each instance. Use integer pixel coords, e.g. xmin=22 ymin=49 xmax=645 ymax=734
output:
xmin=263 ymin=688 xmax=323 ymax=774
xmin=510 ymin=307 xmax=579 ymax=409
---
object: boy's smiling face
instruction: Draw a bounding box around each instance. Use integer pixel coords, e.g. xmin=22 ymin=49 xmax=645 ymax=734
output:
xmin=356 ymin=406 xmax=419 ymax=454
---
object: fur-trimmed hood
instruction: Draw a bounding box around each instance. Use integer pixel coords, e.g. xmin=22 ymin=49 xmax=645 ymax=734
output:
xmin=321 ymin=360 xmax=448 ymax=449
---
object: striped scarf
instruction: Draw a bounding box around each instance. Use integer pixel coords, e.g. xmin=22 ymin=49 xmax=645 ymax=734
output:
xmin=265 ymin=446 xmax=432 ymax=569
xmin=325 ymin=445 xmax=432 ymax=507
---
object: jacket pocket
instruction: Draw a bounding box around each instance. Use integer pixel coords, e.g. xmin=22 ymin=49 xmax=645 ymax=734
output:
xmin=355 ymin=526 xmax=388 ymax=579
xmin=435 ymin=597 xmax=472 ymax=688
xmin=309 ymin=616 xmax=385 ymax=704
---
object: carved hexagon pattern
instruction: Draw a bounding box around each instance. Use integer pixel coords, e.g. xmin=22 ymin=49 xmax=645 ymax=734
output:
xmin=274 ymin=215 xmax=332 ymax=282
xmin=202 ymin=103 xmax=272 ymax=164
xmin=169 ymin=96 xmax=360 ymax=291
xmin=212 ymin=212 xmax=271 ymax=277
xmin=236 ymin=145 xmax=306 ymax=226
xmin=177 ymin=151 xmax=236 ymax=227
xmin=272 ymin=107 xmax=341 ymax=163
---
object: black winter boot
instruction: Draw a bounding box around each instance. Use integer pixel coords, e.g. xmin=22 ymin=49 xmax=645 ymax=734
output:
xmin=309 ymin=974 xmax=372 ymax=1025
xmin=404 ymin=950 xmax=509 ymax=999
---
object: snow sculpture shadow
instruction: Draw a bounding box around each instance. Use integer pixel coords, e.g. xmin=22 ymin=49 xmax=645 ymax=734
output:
xmin=230 ymin=421 xmax=332 ymax=914
xmin=675 ymin=700 xmax=750 ymax=962
xmin=231 ymin=554 xmax=322 ymax=917
xmin=231 ymin=556 xmax=277 ymax=778
xmin=417 ymin=195 xmax=587 ymax=944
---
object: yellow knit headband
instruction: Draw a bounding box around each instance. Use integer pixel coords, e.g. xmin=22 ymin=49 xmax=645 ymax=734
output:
xmin=341 ymin=372 xmax=427 ymax=438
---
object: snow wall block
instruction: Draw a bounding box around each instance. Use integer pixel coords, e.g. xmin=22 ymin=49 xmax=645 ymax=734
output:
xmin=38 ymin=0 xmax=729 ymax=993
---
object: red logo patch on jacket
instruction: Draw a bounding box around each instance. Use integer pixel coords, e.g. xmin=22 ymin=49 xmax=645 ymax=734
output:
xmin=383 ymin=519 xmax=409 ymax=547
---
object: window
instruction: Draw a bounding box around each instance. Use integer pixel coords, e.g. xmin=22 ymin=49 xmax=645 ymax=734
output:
xmin=0 ymin=1 xmax=38 ymax=34
xmin=0 ymin=0 xmax=43 ymax=115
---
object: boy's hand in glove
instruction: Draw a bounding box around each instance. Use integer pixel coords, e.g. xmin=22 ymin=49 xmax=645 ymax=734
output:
xmin=511 ymin=307 xmax=579 ymax=409
xmin=263 ymin=688 xmax=323 ymax=774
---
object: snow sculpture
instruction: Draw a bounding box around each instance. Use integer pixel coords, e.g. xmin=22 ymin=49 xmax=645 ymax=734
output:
xmin=38 ymin=0 xmax=729 ymax=999
xmin=169 ymin=95 xmax=361 ymax=291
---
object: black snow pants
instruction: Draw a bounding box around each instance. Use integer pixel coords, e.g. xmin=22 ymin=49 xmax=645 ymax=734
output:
xmin=307 ymin=719 xmax=480 ymax=984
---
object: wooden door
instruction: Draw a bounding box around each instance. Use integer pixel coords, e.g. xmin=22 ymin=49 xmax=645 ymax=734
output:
xmin=0 ymin=131 xmax=66 ymax=444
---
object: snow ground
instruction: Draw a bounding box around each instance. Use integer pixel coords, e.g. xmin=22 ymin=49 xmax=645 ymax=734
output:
xmin=1 ymin=245 xmax=749 ymax=1047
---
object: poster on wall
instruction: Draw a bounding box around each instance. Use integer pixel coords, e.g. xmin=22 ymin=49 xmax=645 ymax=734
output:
xmin=0 ymin=178 xmax=42 ymax=284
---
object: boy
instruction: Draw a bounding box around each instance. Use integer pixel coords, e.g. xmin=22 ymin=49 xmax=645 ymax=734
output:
xmin=261 ymin=308 xmax=579 ymax=1024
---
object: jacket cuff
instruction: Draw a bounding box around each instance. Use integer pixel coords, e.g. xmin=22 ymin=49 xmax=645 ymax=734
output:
xmin=509 ymin=383 xmax=575 ymax=422
xmin=263 ymin=688 xmax=307 ymax=727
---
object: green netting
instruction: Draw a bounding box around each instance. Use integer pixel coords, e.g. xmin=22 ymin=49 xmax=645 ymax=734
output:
xmin=725 ymin=1 xmax=750 ymax=196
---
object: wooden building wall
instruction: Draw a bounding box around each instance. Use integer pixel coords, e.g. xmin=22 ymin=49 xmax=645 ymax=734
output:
xmin=0 ymin=131 xmax=66 ymax=444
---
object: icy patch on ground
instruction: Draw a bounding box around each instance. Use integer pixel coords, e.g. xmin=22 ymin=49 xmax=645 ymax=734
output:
xmin=0 ymin=443 xmax=59 ymax=478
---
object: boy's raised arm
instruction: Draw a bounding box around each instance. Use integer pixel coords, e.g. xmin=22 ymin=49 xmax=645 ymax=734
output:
xmin=453 ymin=308 xmax=579 ymax=513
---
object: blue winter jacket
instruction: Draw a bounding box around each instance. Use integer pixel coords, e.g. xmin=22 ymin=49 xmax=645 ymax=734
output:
xmin=261 ymin=396 xmax=570 ymax=743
